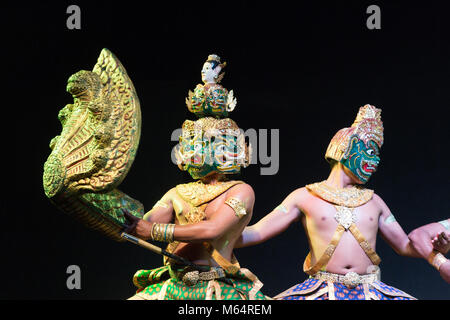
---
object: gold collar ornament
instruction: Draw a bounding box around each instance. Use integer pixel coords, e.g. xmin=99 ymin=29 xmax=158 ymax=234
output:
xmin=175 ymin=180 xmax=243 ymax=223
xmin=176 ymin=180 xmax=243 ymax=207
xmin=306 ymin=181 xmax=374 ymax=208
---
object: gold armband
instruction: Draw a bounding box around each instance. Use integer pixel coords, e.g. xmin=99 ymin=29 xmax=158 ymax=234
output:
xmin=153 ymin=200 xmax=169 ymax=209
xmin=428 ymin=250 xmax=448 ymax=271
xmin=224 ymin=197 xmax=247 ymax=219
xmin=151 ymin=223 xmax=175 ymax=242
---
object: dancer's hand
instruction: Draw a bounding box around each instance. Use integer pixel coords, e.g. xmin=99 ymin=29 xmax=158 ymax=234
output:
xmin=432 ymin=232 xmax=450 ymax=254
xmin=123 ymin=209 xmax=153 ymax=240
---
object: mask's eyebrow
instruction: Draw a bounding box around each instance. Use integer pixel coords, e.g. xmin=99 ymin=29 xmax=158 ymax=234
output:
xmin=368 ymin=140 xmax=380 ymax=154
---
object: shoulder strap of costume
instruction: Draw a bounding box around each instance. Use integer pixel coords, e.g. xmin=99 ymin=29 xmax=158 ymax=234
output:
xmin=203 ymin=242 xmax=241 ymax=275
xmin=348 ymin=223 xmax=381 ymax=265
xmin=303 ymin=224 xmax=346 ymax=275
xmin=303 ymin=223 xmax=381 ymax=275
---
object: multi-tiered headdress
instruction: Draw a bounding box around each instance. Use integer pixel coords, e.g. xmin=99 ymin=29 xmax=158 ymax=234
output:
xmin=176 ymin=55 xmax=250 ymax=177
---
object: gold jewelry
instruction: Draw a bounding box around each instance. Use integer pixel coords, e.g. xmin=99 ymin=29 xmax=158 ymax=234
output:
xmin=175 ymin=180 xmax=243 ymax=223
xmin=176 ymin=180 xmax=243 ymax=207
xmin=181 ymin=267 xmax=226 ymax=286
xmin=151 ymin=223 xmax=162 ymax=241
xmin=150 ymin=223 xmax=157 ymax=240
xmin=166 ymin=224 xmax=175 ymax=242
xmin=306 ymin=181 xmax=373 ymax=207
xmin=313 ymin=270 xmax=379 ymax=289
xmin=153 ymin=200 xmax=169 ymax=209
xmin=334 ymin=205 xmax=357 ymax=230
xmin=428 ymin=250 xmax=448 ymax=271
xmin=224 ymin=197 xmax=247 ymax=219
xmin=151 ymin=223 xmax=175 ymax=243
xmin=303 ymin=182 xmax=381 ymax=276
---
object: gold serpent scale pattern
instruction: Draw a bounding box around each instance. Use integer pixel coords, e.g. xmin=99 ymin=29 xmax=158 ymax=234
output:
xmin=43 ymin=49 xmax=144 ymax=241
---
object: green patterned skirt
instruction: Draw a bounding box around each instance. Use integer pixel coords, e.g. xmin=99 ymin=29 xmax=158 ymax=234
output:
xmin=131 ymin=265 xmax=268 ymax=300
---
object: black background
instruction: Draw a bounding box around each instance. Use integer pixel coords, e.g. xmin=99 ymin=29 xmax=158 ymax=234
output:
xmin=2 ymin=1 xmax=449 ymax=300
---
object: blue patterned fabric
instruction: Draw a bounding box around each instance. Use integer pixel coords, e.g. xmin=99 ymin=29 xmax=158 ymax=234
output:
xmin=274 ymin=277 xmax=415 ymax=300
xmin=369 ymin=281 xmax=414 ymax=300
xmin=333 ymin=283 xmax=366 ymax=300
xmin=278 ymin=278 xmax=326 ymax=300
xmin=288 ymin=278 xmax=320 ymax=293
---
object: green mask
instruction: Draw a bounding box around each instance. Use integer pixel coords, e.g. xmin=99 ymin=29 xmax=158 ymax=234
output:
xmin=341 ymin=135 xmax=381 ymax=184
xmin=179 ymin=130 xmax=216 ymax=179
xmin=177 ymin=118 xmax=248 ymax=179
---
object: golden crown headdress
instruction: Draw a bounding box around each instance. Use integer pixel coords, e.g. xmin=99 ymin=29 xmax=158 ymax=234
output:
xmin=325 ymin=104 xmax=384 ymax=163
xmin=177 ymin=117 xmax=251 ymax=170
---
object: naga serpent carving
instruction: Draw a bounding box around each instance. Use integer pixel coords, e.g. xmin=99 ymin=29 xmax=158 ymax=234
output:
xmin=43 ymin=49 xmax=144 ymax=241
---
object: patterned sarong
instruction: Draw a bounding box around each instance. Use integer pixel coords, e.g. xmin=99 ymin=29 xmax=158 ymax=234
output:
xmin=131 ymin=265 xmax=268 ymax=300
xmin=274 ymin=277 xmax=416 ymax=300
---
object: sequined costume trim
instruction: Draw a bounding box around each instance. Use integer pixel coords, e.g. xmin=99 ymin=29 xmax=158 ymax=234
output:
xmin=306 ymin=181 xmax=373 ymax=208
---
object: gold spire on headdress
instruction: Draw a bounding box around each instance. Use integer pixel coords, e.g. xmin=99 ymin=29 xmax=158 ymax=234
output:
xmin=185 ymin=53 xmax=236 ymax=118
xmin=351 ymin=104 xmax=383 ymax=147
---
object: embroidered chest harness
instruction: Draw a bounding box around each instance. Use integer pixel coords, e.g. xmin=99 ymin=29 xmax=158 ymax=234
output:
xmin=303 ymin=181 xmax=381 ymax=276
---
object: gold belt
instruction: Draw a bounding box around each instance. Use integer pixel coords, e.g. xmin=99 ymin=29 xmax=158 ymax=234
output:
xmin=180 ymin=267 xmax=226 ymax=286
xmin=313 ymin=269 xmax=380 ymax=289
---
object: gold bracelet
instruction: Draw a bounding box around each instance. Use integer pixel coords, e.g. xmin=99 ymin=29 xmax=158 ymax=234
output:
xmin=428 ymin=250 xmax=448 ymax=271
xmin=166 ymin=224 xmax=175 ymax=242
xmin=151 ymin=223 xmax=161 ymax=241
xmin=151 ymin=223 xmax=175 ymax=243
xmin=150 ymin=223 xmax=157 ymax=240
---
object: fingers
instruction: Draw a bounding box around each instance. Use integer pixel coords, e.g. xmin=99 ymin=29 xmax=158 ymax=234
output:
xmin=432 ymin=235 xmax=438 ymax=246
xmin=124 ymin=219 xmax=137 ymax=234
xmin=122 ymin=209 xmax=139 ymax=223
xmin=120 ymin=209 xmax=153 ymax=240
xmin=122 ymin=209 xmax=138 ymax=234
xmin=432 ymin=232 xmax=449 ymax=248
xmin=438 ymin=232 xmax=449 ymax=245
xmin=437 ymin=231 xmax=447 ymax=241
